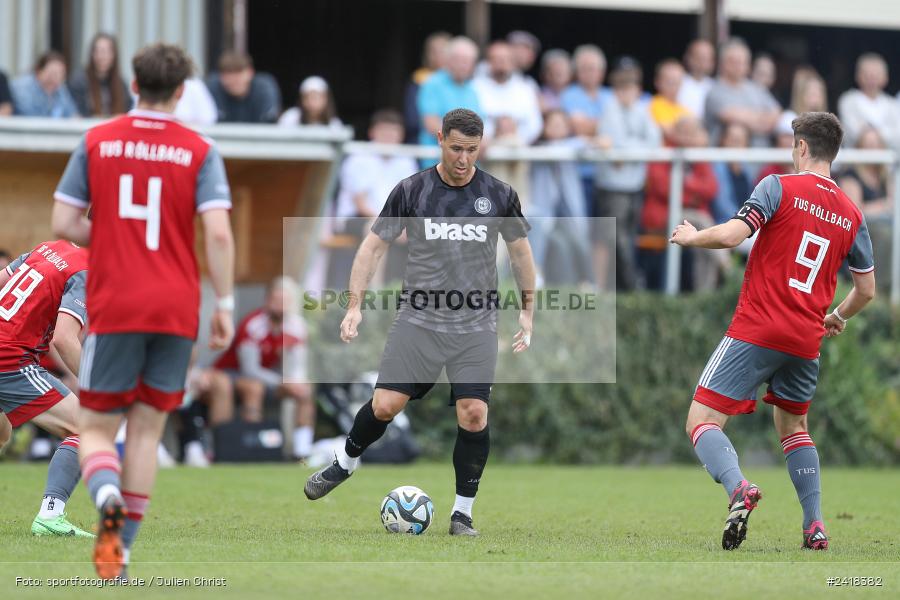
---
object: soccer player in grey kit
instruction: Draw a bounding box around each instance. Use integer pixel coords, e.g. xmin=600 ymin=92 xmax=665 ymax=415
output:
xmin=305 ymin=109 xmax=535 ymax=536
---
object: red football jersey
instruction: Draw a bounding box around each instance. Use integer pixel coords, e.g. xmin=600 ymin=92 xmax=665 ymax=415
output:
xmin=54 ymin=110 xmax=232 ymax=339
xmin=214 ymin=308 xmax=305 ymax=372
xmin=726 ymin=172 xmax=874 ymax=359
xmin=0 ymin=241 xmax=88 ymax=371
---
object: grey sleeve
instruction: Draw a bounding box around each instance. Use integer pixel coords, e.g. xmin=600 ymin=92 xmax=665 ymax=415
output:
xmin=745 ymin=175 xmax=783 ymax=221
xmin=54 ymin=137 xmax=90 ymax=208
xmin=5 ymin=252 xmax=30 ymax=275
xmin=236 ymin=343 xmax=283 ymax=387
xmin=59 ymin=269 xmax=88 ymax=326
xmin=847 ymin=219 xmax=876 ymax=273
xmin=371 ymin=182 xmax=406 ymax=242
xmin=196 ymin=145 xmax=232 ymax=212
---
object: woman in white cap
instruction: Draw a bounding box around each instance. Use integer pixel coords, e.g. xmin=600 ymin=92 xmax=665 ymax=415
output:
xmin=278 ymin=75 xmax=342 ymax=127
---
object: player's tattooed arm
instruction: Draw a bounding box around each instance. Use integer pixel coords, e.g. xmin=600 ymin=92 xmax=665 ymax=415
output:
xmin=669 ymin=218 xmax=751 ymax=249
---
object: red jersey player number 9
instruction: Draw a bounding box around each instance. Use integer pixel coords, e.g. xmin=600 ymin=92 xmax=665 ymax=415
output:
xmin=118 ymin=174 xmax=162 ymax=251
xmin=788 ymin=231 xmax=830 ymax=295
xmin=0 ymin=265 xmax=45 ymax=321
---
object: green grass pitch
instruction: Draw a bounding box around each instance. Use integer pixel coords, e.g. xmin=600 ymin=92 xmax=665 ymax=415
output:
xmin=1 ymin=463 xmax=897 ymax=598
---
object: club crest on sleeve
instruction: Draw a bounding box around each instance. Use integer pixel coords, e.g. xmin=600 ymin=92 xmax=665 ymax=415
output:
xmin=474 ymin=197 xmax=492 ymax=214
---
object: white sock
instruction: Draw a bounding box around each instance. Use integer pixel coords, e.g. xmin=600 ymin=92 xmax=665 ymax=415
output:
xmin=335 ymin=446 xmax=360 ymax=473
xmin=452 ymin=494 xmax=475 ymax=518
xmin=293 ymin=426 xmax=314 ymax=458
xmin=95 ymin=484 xmax=121 ymax=511
xmin=38 ymin=496 xmax=65 ymax=519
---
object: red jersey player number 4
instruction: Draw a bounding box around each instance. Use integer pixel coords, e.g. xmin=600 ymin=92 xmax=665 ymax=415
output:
xmin=49 ymin=43 xmax=236 ymax=581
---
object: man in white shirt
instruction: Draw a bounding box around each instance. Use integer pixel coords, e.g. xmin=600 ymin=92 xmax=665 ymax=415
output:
xmin=473 ymin=41 xmax=543 ymax=145
xmin=677 ymin=39 xmax=715 ymax=120
xmin=838 ymin=53 xmax=900 ymax=150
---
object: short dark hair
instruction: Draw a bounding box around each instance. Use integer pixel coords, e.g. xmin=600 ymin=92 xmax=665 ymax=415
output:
xmin=792 ymin=112 xmax=843 ymax=162
xmin=441 ymin=108 xmax=483 ymax=138
xmin=132 ymin=43 xmax=193 ymax=104
xmin=370 ymin=109 xmax=403 ymax=128
xmin=35 ymin=50 xmax=66 ymax=73
xmin=218 ymin=51 xmax=253 ymax=73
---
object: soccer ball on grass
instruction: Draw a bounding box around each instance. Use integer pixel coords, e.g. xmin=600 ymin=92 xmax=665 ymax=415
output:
xmin=380 ymin=486 xmax=434 ymax=534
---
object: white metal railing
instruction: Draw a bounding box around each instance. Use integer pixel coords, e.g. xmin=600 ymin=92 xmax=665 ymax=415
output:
xmin=0 ymin=117 xmax=896 ymax=304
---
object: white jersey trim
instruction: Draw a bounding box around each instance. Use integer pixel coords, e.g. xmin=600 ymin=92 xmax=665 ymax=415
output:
xmin=197 ymin=199 xmax=233 ymax=213
xmin=848 ymin=265 xmax=875 ymax=274
xmin=54 ymin=191 xmax=89 ymax=208
xmin=58 ymin=307 xmax=86 ymax=327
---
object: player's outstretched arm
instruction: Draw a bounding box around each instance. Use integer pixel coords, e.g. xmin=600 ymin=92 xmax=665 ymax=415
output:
xmin=201 ymin=208 xmax=236 ymax=350
xmin=341 ymin=232 xmax=389 ymax=343
xmin=51 ymin=202 xmax=92 ymax=246
xmin=50 ymin=312 xmax=84 ymax=376
xmin=506 ymin=237 xmax=535 ymax=353
xmin=669 ymin=219 xmax=751 ymax=249
xmin=824 ymin=270 xmax=876 ymax=337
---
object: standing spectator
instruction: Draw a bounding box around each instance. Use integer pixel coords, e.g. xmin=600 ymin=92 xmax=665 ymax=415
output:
xmin=711 ymin=123 xmax=755 ymax=224
xmin=330 ymin=109 xmax=418 ymax=286
xmin=506 ymin=30 xmax=541 ymax=86
xmin=641 ymin=115 xmax=719 ymax=291
xmin=561 ymin=45 xmax=612 ymax=219
xmin=403 ymin=31 xmax=450 ymax=144
xmin=838 ymin=53 xmax=900 ymax=149
xmin=751 ymin=53 xmax=777 ymax=94
xmin=206 ymin=51 xmax=281 ymax=123
xmin=68 ymin=33 xmax=131 ymax=117
xmin=174 ymin=78 xmax=219 ymax=126
xmin=279 ymin=76 xmax=342 ymax=128
xmin=790 ymin=69 xmax=828 ymax=114
xmin=538 ymin=49 xmax=572 ymax=112
xmin=677 ymin=39 xmax=715 ymax=119
xmin=0 ymin=69 xmax=14 ymax=115
xmin=473 ymin=41 xmax=542 ymax=145
xmin=213 ymin=278 xmax=315 ymax=461
xmin=757 ymin=113 xmax=798 ymax=181
xmin=704 ymin=38 xmax=781 ymax=148
xmin=838 ymin=127 xmax=892 ymax=217
xmin=11 ymin=51 xmax=79 ymax=118
xmin=529 ymin=109 xmax=592 ymax=286
xmin=594 ymin=57 xmax=661 ymax=291
xmin=650 ymin=58 xmax=691 ymax=138
xmin=417 ymin=36 xmax=481 ymax=149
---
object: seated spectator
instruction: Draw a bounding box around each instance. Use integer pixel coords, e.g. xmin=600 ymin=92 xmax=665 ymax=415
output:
xmin=711 ymin=123 xmax=754 ymax=224
xmin=206 ymin=51 xmax=281 ymax=123
xmin=595 ymin=57 xmax=661 ymax=291
xmin=838 ymin=127 xmax=892 ymax=218
xmin=417 ymin=36 xmax=481 ymax=151
xmin=677 ymin=39 xmax=715 ymax=119
xmin=329 ymin=109 xmax=418 ymax=287
xmin=640 ymin=116 xmax=720 ymax=291
xmin=68 ymin=33 xmax=131 ymax=117
xmin=403 ymin=31 xmax=450 ymax=143
xmin=757 ymin=113 xmax=796 ymax=180
xmin=838 ymin=53 xmax=900 ymax=149
xmin=174 ymin=77 xmax=219 ymax=126
xmin=704 ymin=38 xmax=780 ymax=147
xmin=212 ymin=278 xmax=315 ymax=460
xmin=506 ymin=30 xmax=541 ymax=89
xmin=279 ymin=76 xmax=342 ymax=128
xmin=561 ymin=44 xmax=612 ymax=219
xmin=650 ymin=58 xmax=691 ymax=138
xmin=473 ymin=40 xmax=542 ymax=145
xmin=529 ymin=109 xmax=592 ymax=286
xmin=11 ymin=51 xmax=79 ymax=118
xmin=751 ymin=52 xmax=777 ymax=95
xmin=538 ymin=49 xmax=572 ymax=112
xmin=0 ymin=69 xmax=14 ymax=115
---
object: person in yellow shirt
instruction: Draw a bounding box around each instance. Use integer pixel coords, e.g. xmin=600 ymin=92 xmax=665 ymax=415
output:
xmin=650 ymin=58 xmax=692 ymax=138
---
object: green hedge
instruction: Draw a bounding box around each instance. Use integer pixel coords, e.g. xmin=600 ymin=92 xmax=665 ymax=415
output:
xmin=310 ymin=281 xmax=900 ymax=466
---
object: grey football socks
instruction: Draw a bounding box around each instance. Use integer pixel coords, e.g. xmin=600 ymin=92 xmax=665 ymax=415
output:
xmin=782 ymin=432 xmax=823 ymax=528
xmin=690 ymin=423 xmax=745 ymax=497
